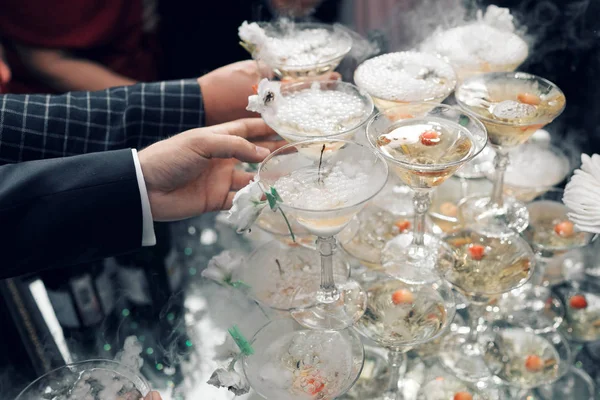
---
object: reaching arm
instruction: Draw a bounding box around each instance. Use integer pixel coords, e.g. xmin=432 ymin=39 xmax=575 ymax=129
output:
xmin=0 ymin=149 xmax=143 ymax=278
xmin=0 ymin=79 xmax=204 ymax=164
xmin=15 ymin=46 xmax=136 ymax=92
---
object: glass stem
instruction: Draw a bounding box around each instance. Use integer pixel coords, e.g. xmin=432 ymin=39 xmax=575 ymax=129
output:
xmin=412 ymin=190 xmax=431 ymax=247
xmin=490 ymin=149 xmax=510 ymax=208
xmin=383 ymin=350 xmax=405 ymax=400
xmin=316 ymin=236 xmax=340 ymax=304
xmin=467 ymin=301 xmax=487 ymax=343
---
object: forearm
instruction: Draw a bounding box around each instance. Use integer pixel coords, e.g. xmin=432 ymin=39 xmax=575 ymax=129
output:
xmin=0 ymin=149 xmax=142 ymax=278
xmin=17 ymin=46 xmax=136 ymax=92
xmin=0 ymin=79 xmax=204 ymax=163
xmin=35 ymin=57 xmax=136 ymax=92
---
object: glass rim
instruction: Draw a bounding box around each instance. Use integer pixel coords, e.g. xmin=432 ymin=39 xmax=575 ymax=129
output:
xmin=455 ymin=71 xmax=566 ymax=127
xmin=15 ymin=359 xmax=151 ymax=400
xmin=365 ymin=102 xmax=488 ymax=171
xmin=253 ymin=22 xmax=353 ymax=69
xmin=263 ymin=80 xmax=375 ymax=139
xmin=257 ymin=138 xmax=389 ymax=214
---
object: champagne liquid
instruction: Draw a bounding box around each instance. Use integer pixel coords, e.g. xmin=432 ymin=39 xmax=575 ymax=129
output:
xmin=439 ymin=231 xmax=532 ymax=296
xmin=483 ymin=328 xmax=560 ymax=387
xmin=376 ymin=118 xmax=474 ymax=188
xmin=524 ymin=200 xmax=591 ymax=251
xmin=358 ymin=279 xmax=447 ymax=348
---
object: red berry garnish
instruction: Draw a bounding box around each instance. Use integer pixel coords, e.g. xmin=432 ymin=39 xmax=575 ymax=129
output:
xmin=468 ymin=244 xmax=485 ymax=260
xmin=570 ymin=294 xmax=588 ymax=309
xmin=394 ymin=219 xmax=411 ymax=233
xmin=525 ymin=355 xmax=543 ymax=372
xmin=454 ymin=392 xmax=473 ymax=400
xmin=517 ymin=92 xmax=541 ymax=106
xmin=392 ymin=289 xmax=414 ymax=305
xmin=420 ymin=130 xmax=440 ymax=146
xmin=554 ymin=221 xmax=574 ymax=237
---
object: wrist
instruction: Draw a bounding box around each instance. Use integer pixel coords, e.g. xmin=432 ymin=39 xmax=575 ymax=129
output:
xmin=197 ymin=74 xmax=217 ymax=126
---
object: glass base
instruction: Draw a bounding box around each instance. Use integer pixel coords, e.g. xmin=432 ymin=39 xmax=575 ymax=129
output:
xmin=381 ymin=233 xmax=455 ymax=284
xmin=455 ymin=146 xmax=496 ymax=179
xmin=535 ymin=367 xmax=595 ymax=400
xmin=439 ymin=331 xmax=492 ymax=382
xmin=458 ymin=194 xmax=529 ymax=234
xmin=291 ymin=279 xmax=367 ymax=330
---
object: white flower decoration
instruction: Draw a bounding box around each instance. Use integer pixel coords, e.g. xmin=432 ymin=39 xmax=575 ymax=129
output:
xmin=246 ymin=78 xmax=282 ymax=116
xmin=201 ymin=250 xmax=244 ymax=285
xmin=227 ymin=178 xmax=267 ymax=233
xmin=477 ymin=5 xmax=516 ymax=32
xmin=564 ymin=154 xmax=600 ymax=234
xmin=207 ymin=367 xmax=250 ymax=396
xmin=238 ymin=21 xmax=268 ymax=48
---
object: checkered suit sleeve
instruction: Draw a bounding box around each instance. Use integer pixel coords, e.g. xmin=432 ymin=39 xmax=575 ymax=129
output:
xmin=0 ymin=79 xmax=205 ymax=164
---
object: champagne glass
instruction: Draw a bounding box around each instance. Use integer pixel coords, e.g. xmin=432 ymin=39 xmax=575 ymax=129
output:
xmin=366 ymin=103 xmax=487 ymax=282
xmin=261 ymin=79 xmax=374 ymax=146
xmin=500 ymin=143 xmax=573 ymax=203
xmin=456 ymin=72 xmax=566 ymax=234
xmin=419 ymin=13 xmax=529 ymax=83
xmin=523 ymin=188 xmax=596 ymax=258
xmin=242 ymin=318 xmax=364 ymax=400
xmin=532 ymin=281 xmax=600 ymax=399
xmin=258 ymin=139 xmax=389 ymax=329
xmin=355 ymin=270 xmax=456 ymax=400
xmin=481 ymin=323 xmax=571 ymax=397
xmin=245 ymin=22 xmax=352 ymax=81
xmin=15 ymin=360 xmax=150 ymax=400
xmin=238 ymin=240 xmax=350 ymax=312
xmin=354 ymin=51 xmax=457 ymax=111
xmin=437 ymin=228 xmax=535 ymax=382
xmin=417 ymin=376 xmax=492 ymax=400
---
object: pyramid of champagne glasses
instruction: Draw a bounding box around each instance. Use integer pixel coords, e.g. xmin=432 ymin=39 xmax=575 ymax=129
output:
xmin=202 ymin=10 xmax=600 ymax=400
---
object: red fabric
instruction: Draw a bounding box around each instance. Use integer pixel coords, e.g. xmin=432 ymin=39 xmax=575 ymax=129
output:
xmin=0 ymin=0 xmax=159 ymax=94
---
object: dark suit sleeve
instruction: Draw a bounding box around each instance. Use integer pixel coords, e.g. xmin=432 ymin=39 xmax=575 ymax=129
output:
xmin=0 ymin=79 xmax=204 ymax=164
xmin=0 ymin=149 xmax=142 ymax=278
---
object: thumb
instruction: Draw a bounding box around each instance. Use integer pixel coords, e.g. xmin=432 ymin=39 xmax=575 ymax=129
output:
xmin=143 ymin=391 xmax=162 ymax=400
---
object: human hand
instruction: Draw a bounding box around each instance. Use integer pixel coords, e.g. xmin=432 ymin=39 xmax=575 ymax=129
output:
xmin=138 ymin=118 xmax=282 ymax=221
xmin=198 ymin=60 xmax=272 ymax=126
xmin=143 ymin=392 xmax=162 ymax=400
xmin=0 ymin=43 xmax=11 ymax=90
xmin=269 ymin=0 xmax=324 ymax=17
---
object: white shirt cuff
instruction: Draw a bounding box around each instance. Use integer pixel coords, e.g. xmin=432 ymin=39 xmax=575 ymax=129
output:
xmin=131 ymin=149 xmax=156 ymax=246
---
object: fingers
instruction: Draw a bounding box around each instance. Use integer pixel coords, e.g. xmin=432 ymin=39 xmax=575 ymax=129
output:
xmin=224 ymin=191 xmax=236 ymax=210
xmin=232 ymin=169 xmax=255 ymax=190
xmin=143 ymin=391 xmax=162 ymax=400
xmin=191 ymin=133 xmax=271 ymax=163
xmin=251 ymin=139 xmax=287 ymax=152
xmin=211 ymin=118 xmax=277 ymax=140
